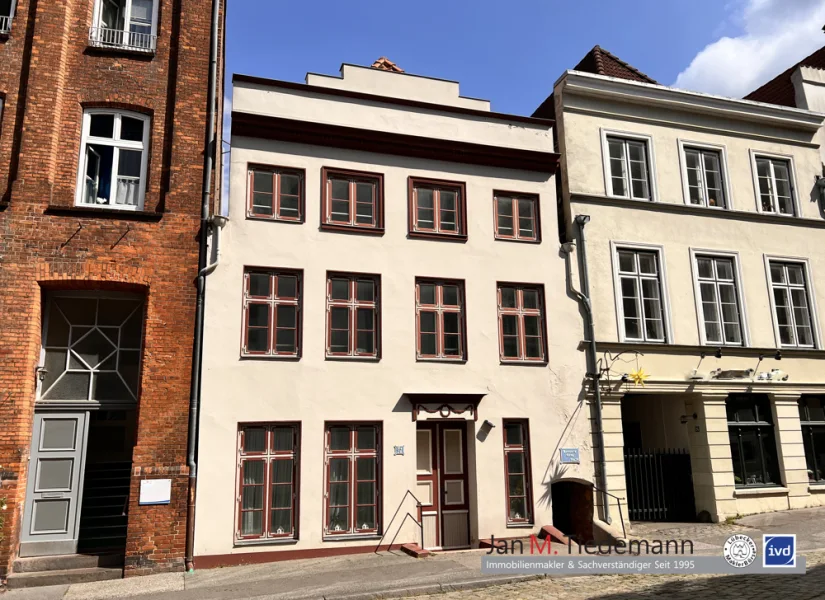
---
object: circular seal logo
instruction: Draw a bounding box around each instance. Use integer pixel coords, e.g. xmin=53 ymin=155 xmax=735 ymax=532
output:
xmin=723 ymin=534 xmax=757 ymax=568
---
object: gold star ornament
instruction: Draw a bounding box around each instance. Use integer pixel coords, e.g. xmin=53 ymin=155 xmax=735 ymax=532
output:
xmin=628 ymin=368 xmax=650 ymax=387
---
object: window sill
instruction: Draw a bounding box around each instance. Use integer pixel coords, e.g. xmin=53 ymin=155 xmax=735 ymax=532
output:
xmin=808 ymin=484 xmax=825 ymax=493
xmin=234 ymin=537 xmax=298 ymax=548
xmin=408 ymin=231 xmax=468 ymax=243
xmin=323 ymin=533 xmax=382 ymax=542
xmin=506 ymin=522 xmax=535 ymax=529
xmin=45 ymin=205 xmax=163 ymax=221
xmin=416 ymin=358 xmax=467 ymax=365
xmin=494 ymin=236 xmax=541 ymax=245
xmin=246 ymin=214 xmax=305 ymax=225
xmin=500 ymin=359 xmax=548 ymax=367
xmin=733 ymin=486 xmax=789 ymax=497
xmin=240 ymin=353 xmax=301 ymax=361
xmin=325 ymin=355 xmax=381 ymax=363
xmin=320 ymin=223 xmax=385 ymax=236
xmin=86 ymin=43 xmax=156 ymax=58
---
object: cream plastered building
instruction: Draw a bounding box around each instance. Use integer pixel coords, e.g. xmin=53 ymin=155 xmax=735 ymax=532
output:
xmin=192 ymin=60 xmax=596 ymax=567
xmin=544 ymin=51 xmax=825 ymax=526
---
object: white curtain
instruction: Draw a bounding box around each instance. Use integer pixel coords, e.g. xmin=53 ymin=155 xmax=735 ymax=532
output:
xmin=115 ymin=178 xmax=139 ymax=206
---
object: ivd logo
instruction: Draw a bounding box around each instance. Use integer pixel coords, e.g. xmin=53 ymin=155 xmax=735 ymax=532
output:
xmin=763 ymin=534 xmax=796 ymax=568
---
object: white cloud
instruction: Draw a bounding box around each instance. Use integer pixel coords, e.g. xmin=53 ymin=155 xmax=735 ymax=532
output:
xmin=673 ymin=0 xmax=825 ymax=98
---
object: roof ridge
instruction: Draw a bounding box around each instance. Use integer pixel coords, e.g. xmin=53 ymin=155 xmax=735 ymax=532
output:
xmin=593 ymin=45 xmax=658 ymax=84
xmin=745 ymin=44 xmax=825 ymax=102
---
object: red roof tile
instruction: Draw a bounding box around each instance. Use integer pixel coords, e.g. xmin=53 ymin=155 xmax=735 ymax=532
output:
xmin=371 ymin=57 xmax=404 ymax=73
xmin=573 ymin=45 xmax=658 ymax=84
xmin=745 ymin=45 xmax=825 ymax=107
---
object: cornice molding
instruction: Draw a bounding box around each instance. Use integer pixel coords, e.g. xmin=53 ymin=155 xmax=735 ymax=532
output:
xmin=558 ymin=71 xmax=825 ymax=133
xmin=232 ymin=112 xmax=560 ymax=174
xmin=569 ymin=194 xmax=825 ymax=229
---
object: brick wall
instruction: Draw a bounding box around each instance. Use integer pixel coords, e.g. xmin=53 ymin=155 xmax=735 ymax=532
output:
xmin=0 ymin=0 xmax=224 ymax=578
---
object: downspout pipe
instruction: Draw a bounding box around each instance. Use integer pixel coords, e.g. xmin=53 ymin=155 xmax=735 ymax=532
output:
xmin=185 ymin=0 xmax=221 ymax=573
xmin=573 ymin=214 xmax=611 ymax=525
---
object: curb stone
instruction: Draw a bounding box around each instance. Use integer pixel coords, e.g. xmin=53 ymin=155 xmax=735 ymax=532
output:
xmin=324 ymin=574 xmax=546 ymax=600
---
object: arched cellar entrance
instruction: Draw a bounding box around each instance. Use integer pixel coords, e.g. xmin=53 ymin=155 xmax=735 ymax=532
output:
xmin=551 ymin=480 xmax=593 ymax=543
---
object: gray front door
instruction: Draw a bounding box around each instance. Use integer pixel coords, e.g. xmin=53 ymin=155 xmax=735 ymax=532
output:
xmin=20 ymin=412 xmax=89 ymax=557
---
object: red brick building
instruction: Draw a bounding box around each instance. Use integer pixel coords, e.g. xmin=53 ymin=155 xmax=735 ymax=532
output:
xmin=0 ymin=0 xmax=224 ymax=584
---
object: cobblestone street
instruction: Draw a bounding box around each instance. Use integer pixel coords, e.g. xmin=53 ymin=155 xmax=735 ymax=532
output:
xmin=416 ymin=551 xmax=825 ymax=600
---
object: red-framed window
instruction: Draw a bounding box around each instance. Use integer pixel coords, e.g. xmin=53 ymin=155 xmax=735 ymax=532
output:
xmin=324 ymin=423 xmax=381 ymax=537
xmin=494 ymin=193 xmax=539 ymax=242
xmin=322 ymin=167 xmax=384 ymax=232
xmin=242 ymin=269 xmax=302 ymax=357
xmin=497 ymin=284 xmax=546 ymax=362
xmin=237 ymin=423 xmax=301 ymax=541
xmin=503 ymin=420 xmax=533 ymax=525
xmin=326 ymin=273 xmax=380 ymax=359
xmin=247 ymin=166 xmax=304 ymax=222
xmin=415 ymin=279 xmax=466 ymax=361
xmin=409 ymin=177 xmax=467 ymax=239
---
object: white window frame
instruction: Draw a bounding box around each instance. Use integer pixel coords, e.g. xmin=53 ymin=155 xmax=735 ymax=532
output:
xmin=0 ymin=0 xmax=16 ymax=33
xmin=764 ymin=255 xmax=821 ymax=349
xmin=610 ymin=241 xmax=673 ymax=343
xmin=600 ymin=129 xmax=658 ymax=202
xmin=689 ymin=249 xmax=750 ymax=347
xmin=90 ymin=0 xmax=159 ymax=52
xmin=75 ymin=109 xmax=150 ymax=211
xmin=677 ymin=140 xmax=732 ymax=210
xmin=749 ymin=150 xmax=799 ymax=217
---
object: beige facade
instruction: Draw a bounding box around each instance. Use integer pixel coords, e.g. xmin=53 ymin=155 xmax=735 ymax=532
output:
xmin=193 ymin=64 xmax=594 ymax=564
xmin=552 ymin=70 xmax=825 ymax=524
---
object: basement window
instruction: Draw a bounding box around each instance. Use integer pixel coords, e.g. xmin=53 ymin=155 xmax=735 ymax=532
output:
xmin=76 ymin=110 xmax=150 ymax=211
xmin=90 ymin=0 xmax=158 ymax=53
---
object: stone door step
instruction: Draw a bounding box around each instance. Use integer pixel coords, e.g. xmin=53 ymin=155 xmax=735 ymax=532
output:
xmin=6 ymin=566 xmax=123 ymax=589
xmin=12 ymin=552 xmax=123 ymax=573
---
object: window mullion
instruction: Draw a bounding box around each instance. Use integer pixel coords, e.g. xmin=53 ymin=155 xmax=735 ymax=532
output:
xmin=699 ymin=151 xmax=709 ymax=207
xmin=433 ymin=190 xmax=440 ymax=233
xmin=769 ymin=161 xmax=779 ymax=212
xmin=622 ymin=142 xmax=631 ymax=195
xmin=123 ymin=0 xmax=133 ymax=35
xmin=635 ymin=274 xmax=646 ymax=341
xmin=111 ymin=147 xmax=121 ymax=205
xmin=264 ymin=457 xmax=272 ymax=537
xmin=512 ymin=198 xmax=520 ymax=239
xmin=273 ymin=173 xmax=280 ymax=218
xmin=349 ymin=180 xmax=355 ymax=226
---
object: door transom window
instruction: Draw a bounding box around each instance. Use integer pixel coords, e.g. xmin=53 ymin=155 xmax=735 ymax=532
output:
xmin=40 ymin=295 xmax=144 ymax=403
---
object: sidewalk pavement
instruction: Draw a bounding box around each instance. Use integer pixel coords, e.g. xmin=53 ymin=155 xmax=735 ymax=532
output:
xmin=4 ymin=505 xmax=825 ymax=600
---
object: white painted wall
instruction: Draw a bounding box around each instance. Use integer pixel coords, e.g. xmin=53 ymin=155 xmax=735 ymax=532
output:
xmin=194 ymin=75 xmax=591 ymax=559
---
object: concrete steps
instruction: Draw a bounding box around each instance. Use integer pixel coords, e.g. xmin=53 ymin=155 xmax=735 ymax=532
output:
xmin=7 ymin=553 xmax=123 ymax=589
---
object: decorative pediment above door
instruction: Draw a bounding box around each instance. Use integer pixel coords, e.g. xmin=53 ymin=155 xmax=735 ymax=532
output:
xmin=405 ymin=393 xmax=486 ymax=422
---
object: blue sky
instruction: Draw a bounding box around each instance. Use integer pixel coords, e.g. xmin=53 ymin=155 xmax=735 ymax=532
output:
xmin=221 ymin=0 xmax=825 ymax=204
xmin=225 ymin=0 xmax=740 ymax=116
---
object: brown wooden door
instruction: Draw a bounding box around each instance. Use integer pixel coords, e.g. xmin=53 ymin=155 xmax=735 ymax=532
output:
xmin=416 ymin=422 xmax=469 ymax=550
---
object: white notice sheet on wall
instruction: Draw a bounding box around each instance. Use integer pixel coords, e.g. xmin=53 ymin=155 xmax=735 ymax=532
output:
xmin=139 ymin=479 xmax=172 ymax=505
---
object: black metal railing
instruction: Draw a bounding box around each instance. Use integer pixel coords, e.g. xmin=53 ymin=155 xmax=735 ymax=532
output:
xmin=0 ymin=15 xmax=11 ymax=34
xmin=592 ymin=484 xmax=627 ymax=539
xmin=88 ymin=26 xmax=156 ymax=52
xmin=374 ymin=489 xmax=424 ymax=553
xmin=624 ymin=448 xmax=696 ymax=522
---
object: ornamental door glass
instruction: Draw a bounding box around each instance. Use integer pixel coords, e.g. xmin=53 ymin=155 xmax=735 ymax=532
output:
xmin=39 ymin=294 xmax=144 ymax=404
